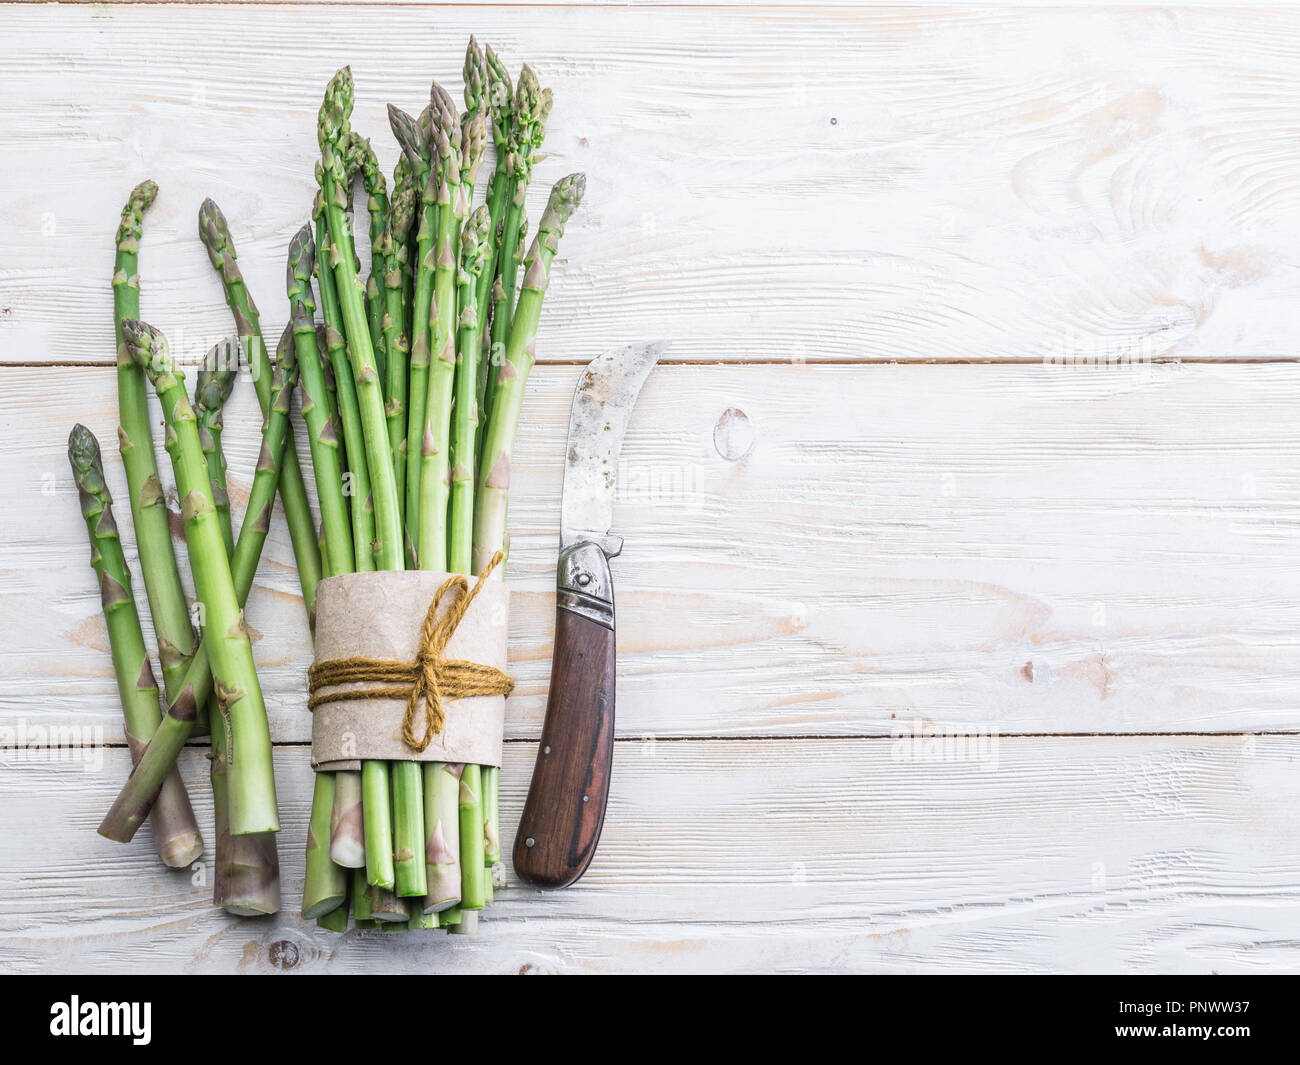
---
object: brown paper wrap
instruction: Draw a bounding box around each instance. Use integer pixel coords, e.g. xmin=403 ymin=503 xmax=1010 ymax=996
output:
xmin=310 ymin=571 xmax=509 ymax=771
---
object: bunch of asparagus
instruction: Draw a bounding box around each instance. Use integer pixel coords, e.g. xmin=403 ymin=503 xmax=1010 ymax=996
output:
xmin=78 ymin=39 xmax=580 ymax=935
xmin=295 ymin=43 xmax=583 ymax=934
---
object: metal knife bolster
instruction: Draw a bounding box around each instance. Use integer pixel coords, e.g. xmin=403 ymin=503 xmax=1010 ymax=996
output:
xmin=556 ymin=541 xmax=615 ymax=630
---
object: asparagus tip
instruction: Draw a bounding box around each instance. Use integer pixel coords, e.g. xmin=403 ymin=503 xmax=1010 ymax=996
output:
xmin=67 ymin=423 xmax=100 ymax=470
xmin=119 ymin=318 xmax=170 ymax=375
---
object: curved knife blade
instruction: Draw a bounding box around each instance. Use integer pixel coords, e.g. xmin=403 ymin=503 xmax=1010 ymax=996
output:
xmin=560 ymin=341 xmax=668 ymax=553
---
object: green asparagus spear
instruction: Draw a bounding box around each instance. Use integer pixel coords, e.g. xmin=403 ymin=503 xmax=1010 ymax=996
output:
xmin=473 ymin=175 xmax=586 ymax=575
xmin=120 ymin=319 xmax=279 ymax=836
xmin=481 ymin=763 xmax=501 ymax=866
xmin=417 ymin=100 xmax=464 ymax=573
xmin=318 ymin=69 xmax=402 ymax=572
xmin=113 ymin=181 xmax=199 ymax=708
xmin=449 ymin=207 xmax=490 ymax=575
xmin=288 ymin=224 xmax=354 ymax=578
xmin=198 ymin=197 xmax=323 ymax=618
xmin=313 ymin=202 xmax=376 ymax=572
xmin=69 ymin=425 xmax=202 ymax=868
xmin=388 ymin=102 xmax=436 ymax=566
xmin=488 ymin=66 xmax=551 ymax=394
xmin=422 ymin=761 xmax=461 ymax=912
xmin=210 ymin=707 xmax=280 ymax=915
xmin=330 ymin=768 xmax=366 ymax=868
xmin=100 ymin=327 xmax=299 ymax=841
xmin=457 ymin=763 xmax=485 ymax=910
xmin=192 ymin=342 xmax=239 ymax=558
xmin=303 ymin=770 xmax=347 ymax=918
xmin=381 ymin=161 xmax=416 ymax=528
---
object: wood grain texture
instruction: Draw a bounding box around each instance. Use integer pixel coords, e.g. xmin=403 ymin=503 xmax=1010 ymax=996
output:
xmin=4 ymin=5 xmax=1300 ymax=363
xmin=1 ymin=737 xmax=1296 ymax=974
xmin=14 ymin=361 xmax=1300 ymax=741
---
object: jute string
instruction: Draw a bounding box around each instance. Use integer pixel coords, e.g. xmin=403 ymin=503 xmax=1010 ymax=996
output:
xmin=307 ymin=551 xmax=515 ymax=753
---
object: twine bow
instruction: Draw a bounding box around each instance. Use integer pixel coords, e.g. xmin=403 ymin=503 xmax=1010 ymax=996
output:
xmin=307 ymin=551 xmax=515 ymax=753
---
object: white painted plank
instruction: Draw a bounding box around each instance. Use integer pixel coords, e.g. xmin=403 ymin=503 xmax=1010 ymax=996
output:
xmin=0 ymin=736 xmax=1296 ymax=974
xmin=4 ymin=5 xmax=1300 ymax=363
xmin=11 ymin=361 xmax=1300 ymax=740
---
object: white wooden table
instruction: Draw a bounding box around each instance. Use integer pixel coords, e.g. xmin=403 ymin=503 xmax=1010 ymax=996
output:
xmin=3 ymin=3 xmax=1299 ymax=974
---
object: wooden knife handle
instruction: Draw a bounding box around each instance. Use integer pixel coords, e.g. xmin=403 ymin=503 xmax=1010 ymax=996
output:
xmin=513 ymin=542 xmax=616 ymax=889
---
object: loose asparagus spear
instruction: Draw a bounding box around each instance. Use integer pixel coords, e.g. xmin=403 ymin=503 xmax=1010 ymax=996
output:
xmin=321 ymin=67 xmax=407 ymax=889
xmin=192 ymin=343 xmax=239 ymax=558
xmin=100 ymin=327 xmax=299 ymax=840
xmin=210 ymin=708 xmax=281 ymax=915
xmin=113 ymin=181 xmax=199 ymax=708
xmin=198 ymin=197 xmax=323 ymax=618
xmin=473 ymin=174 xmax=586 ymax=574
xmin=342 ymin=132 xmax=390 ymax=385
xmin=449 ymin=206 xmax=490 ymax=575
xmin=69 ymin=426 xmax=202 ymax=868
xmin=313 ymin=202 xmax=376 ymax=572
xmin=120 ymin=319 xmax=279 ymax=836
xmin=288 ymin=225 xmax=354 ymax=578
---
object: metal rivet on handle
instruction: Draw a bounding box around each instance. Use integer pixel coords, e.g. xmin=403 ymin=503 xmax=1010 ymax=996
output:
xmin=525 ymin=837 xmax=535 ymax=848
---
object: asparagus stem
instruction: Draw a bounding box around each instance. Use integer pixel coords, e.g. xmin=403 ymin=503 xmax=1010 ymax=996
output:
xmin=303 ymin=770 xmax=347 ymax=918
xmin=422 ymin=761 xmax=461 ymax=912
xmin=389 ymin=102 xmax=436 ymax=566
xmin=69 ymin=426 xmax=202 ymax=868
xmin=288 ymin=225 xmax=355 ymax=578
xmin=352 ymin=867 xmax=372 ymax=920
xmin=195 ymin=348 xmax=280 ymax=912
xmin=113 ymin=181 xmax=199 ymax=711
xmin=342 ymin=132 xmax=390 ymax=388
xmin=368 ymin=883 xmax=410 ymax=923
xmin=319 ymin=69 xmax=402 ymax=571
xmin=192 ymin=344 xmax=239 ymax=558
xmin=120 ymin=320 xmax=279 ymax=836
xmin=382 ymin=160 xmax=416 ymax=527
xmin=99 ymin=328 xmax=299 ymax=840
xmin=489 ymin=66 xmax=551 ymax=386
xmin=317 ymin=899 xmax=350 ymax=933
xmin=329 ymin=769 xmax=366 ymax=868
xmin=314 ymin=207 xmax=376 ymax=572
xmin=475 ymin=47 xmax=516 ymax=433
xmin=289 ymin=223 xmax=364 ymax=912
xmin=210 ymin=702 xmax=280 ymax=915
xmin=198 ymin=197 xmax=323 ymax=618
xmin=391 ymin=760 xmax=427 ymax=897
xmin=361 ymin=759 xmax=395 ymax=889
xmin=473 ymin=175 xmax=586 ymax=575
xmin=417 ymin=100 xmax=464 ymax=573
xmin=449 ymin=207 xmax=490 ymax=575
xmin=481 ymin=763 xmax=501 ymax=865
xmin=321 ymin=69 xmax=413 ymax=890
xmin=458 ymin=763 xmax=486 ymax=910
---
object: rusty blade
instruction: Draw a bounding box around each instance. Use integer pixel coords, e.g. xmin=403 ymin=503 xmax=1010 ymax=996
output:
xmin=560 ymin=341 xmax=668 ymax=553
